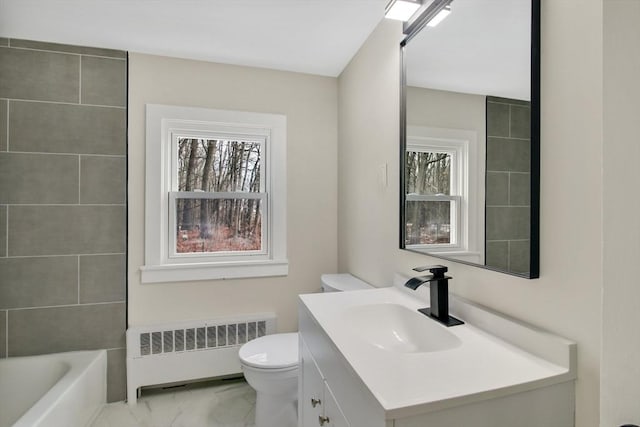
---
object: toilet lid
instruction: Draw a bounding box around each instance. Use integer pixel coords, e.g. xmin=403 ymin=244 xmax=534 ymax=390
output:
xmin=239 ymin=332 xmax=299 ymax=369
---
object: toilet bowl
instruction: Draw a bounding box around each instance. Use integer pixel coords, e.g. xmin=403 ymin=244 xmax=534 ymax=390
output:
xmin=238 ymin=274 xmax=373 ymax=427
xmin=240 ymin=333 xmax=299 ymax=427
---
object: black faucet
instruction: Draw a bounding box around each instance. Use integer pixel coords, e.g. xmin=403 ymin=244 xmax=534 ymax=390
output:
xmin=404 ymin=265 xmax=464 ymax=327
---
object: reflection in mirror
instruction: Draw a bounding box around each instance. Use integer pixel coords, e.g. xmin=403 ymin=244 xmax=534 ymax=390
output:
xmin=400 ymin=0 xmax=540 ymax=278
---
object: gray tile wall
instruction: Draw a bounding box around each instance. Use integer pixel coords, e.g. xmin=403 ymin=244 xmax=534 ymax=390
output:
xmin=485 ymin=96 xmax=531 ymax=275
xmin=0 ymin=39 xmax=126 ymax=402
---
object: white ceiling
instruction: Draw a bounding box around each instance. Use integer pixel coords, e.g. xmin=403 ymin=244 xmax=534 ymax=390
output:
xmin=0 ymin=0 xmax=388 ymax=77
xmin=406 ymin=0 xmax=531 ymax=100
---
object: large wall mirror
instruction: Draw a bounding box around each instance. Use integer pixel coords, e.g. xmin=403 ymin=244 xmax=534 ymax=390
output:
xmin=399 ymin=0 xmax=540 ymax=278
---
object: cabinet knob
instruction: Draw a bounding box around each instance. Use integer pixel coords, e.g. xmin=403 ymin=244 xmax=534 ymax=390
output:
xmin=318 ymin=415 xmax=330 ymax=425
xmin=311 ymin=398 xmax=322 ymax=408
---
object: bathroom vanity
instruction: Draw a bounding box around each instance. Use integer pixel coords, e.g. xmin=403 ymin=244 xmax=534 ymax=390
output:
xmin=297 ymin=278 xmax=576 ymax=427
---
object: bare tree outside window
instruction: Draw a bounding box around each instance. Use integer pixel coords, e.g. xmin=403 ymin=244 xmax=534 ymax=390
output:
xmin=405 ymin=151 xmax=452 ymax=245
xmin=176 ymin=138 xmax=263 ymax=254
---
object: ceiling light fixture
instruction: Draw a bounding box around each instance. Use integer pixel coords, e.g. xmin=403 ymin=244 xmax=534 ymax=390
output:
xmin=385 ymin=0 xmax=422 ymax=21
xmin=426 ymin=5 xmax=451 ymax=27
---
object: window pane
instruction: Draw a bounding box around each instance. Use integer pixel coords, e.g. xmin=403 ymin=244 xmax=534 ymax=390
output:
xmin=176 ymin=198 xmax=262 ymax=253
xmin=405 ymin=200 xmax=451 ymax=245
xmin=178 ymin=138 xmax=261 ymax=192
xmin=405 ymin=151 xmax=451 ymax=195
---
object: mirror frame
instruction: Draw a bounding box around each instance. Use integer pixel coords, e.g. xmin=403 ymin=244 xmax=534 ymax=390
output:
xmin=399 ymin=0 xmax=541 ymax=278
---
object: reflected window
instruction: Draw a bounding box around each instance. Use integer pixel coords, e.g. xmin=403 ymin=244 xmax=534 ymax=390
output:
xmin=405 ymin=150 xmax=458 ymax=246
xmin=405 ymin=127 xmax=475 ymax=254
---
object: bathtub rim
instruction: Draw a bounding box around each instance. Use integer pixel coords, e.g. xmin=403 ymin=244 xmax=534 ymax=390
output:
xmin=8 ymin=349 xmax=107 ymax=427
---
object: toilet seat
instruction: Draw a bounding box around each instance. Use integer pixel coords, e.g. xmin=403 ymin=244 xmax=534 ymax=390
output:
xmin=239 ymin=332 xmax=298 ymax=370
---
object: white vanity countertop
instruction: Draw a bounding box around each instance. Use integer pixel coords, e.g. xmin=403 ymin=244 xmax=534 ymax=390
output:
xmin=299 ymin=285 xmax=576 ymax=419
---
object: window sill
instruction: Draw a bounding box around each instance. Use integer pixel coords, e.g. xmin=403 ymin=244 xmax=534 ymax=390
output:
xmin=140 ymin=259 xmax=289 ymax=283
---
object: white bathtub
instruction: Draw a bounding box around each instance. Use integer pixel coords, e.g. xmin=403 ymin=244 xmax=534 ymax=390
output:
xmin=0 ymin=350 xmax=107 ymax=427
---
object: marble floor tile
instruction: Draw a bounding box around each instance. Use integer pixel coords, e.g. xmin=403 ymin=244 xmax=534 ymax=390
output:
xmin=91 ymin=378 xmax=256 ymax=427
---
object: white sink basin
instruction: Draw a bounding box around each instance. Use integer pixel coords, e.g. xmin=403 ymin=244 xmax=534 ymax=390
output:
xmin=341 ymin=303 xmax=462 ymax=353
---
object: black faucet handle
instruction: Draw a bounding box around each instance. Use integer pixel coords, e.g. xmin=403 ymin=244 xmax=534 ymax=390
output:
xmin=412 ymin=265 xmax=448 ymax=278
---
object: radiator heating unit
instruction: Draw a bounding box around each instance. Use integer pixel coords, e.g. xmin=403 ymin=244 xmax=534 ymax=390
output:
xmin=126 ymin=313 xmax=276 ymax=405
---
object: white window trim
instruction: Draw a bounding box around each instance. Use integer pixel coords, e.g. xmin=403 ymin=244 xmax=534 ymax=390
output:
xmin=142 ymin=104 xmax=287 ymax=283
xmin=406 ymin=126 xmax=484 ymax=262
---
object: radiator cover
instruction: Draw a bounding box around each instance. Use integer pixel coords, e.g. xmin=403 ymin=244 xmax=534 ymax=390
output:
xmin=126 ymin=313 xmax=276 ymax=405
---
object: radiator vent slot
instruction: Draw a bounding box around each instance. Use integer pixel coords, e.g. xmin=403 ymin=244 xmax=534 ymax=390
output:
xmin=138 ymin=320 xmax=268 ymax=356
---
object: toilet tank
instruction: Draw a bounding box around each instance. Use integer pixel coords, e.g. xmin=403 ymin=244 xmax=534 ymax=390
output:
xmin=320 ymin=274 xmax=373 ymax=292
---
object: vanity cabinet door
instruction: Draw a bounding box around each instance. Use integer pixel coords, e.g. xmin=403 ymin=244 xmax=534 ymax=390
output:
xmin=323 ymin=382 xmax=351 ymax=427
xmin=300 ymin=339 xmax=352 ymax=427
xmin=301 ymin=341 xmax=325 ymax=427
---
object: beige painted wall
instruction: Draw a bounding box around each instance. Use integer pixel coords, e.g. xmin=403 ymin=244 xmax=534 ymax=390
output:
xmin=407 ymin=86 xmax=485 ymax=133
xmin=338 ymin=2 xmax=603 ymax=426
xmin=128 ymin=53 xmax=338 ymax=331
xmin=601 ymin=0 xmax=640 ymax=425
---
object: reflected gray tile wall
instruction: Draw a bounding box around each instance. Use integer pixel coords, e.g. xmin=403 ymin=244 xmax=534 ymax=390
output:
xmin=0 ymin=311 xmax=5 ymax=357
xmin=0 ymin=99 xmax=7 ymax=151
xmin=510 ymin=173 xmax=530 ymax=206
xmin=486 ymin=206 xmax=530 ymax=240
xmin=486 ymin=96 xmax=531 ymax=274
xmin=510 ymin=240 xmax=531 ymax=274
xmin=1 ymin=39 xmax=126 ymax=402
xmin=486 ymin=241 xmax=508 ymax=271
xmin=486 ymin=172 xmax=508 ymax=206
xmin=0 ymin=206 xmax=5 ymax=257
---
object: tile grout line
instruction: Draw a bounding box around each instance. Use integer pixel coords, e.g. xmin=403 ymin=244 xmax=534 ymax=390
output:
xmin=5 ymin=310 xmax=7 ymax=358
xmin=6 ymin=101 xmax=9 ymax=151
xmin=5 ymin=206 xmax=8 ymax=258
xmin=5 ymin=150 xmax=125 ymax=158
xmin=78 ymin=56 xmax=82 ymax=104
xmin=8 ymin=301 xmax=126 ymax=312
xmin=507 ymin=171 xmax=511 ymax=205
xmin=5 ymin=203 xmax=125 ymax=207
xmin=2 ymin=44 xmax=126 ymax=61
xmin=78 ymin=155 xmax=82 ymax=204
xmin=77 ymin=256 xmax=81 ymax=304
xmin=2 ymin=98 xmax=125 ymax=110
xmin=4 ymin=252 xmax=125 ymax=259
xmin=508 ymin=104 xmax=512 ymax=138
xmin=486 ymin=135 xmax=530 ymax=142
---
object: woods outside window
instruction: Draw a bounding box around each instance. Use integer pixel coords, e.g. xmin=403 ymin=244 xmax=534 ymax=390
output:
xmin=405 ymin=126 xmax=479 ymax=256
xmin=405 ymin=146 xmax=461 ymax=249
xmin=170 ymin=137 xmax=266 ymax=257
xmin=142 ymin=105 xmax=287 ymax=283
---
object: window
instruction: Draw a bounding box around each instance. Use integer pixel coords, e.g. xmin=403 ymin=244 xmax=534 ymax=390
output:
xmin=142 ymin=105 xmax=287 ymax=283
xmin=405 ymin=148 xmax=460 ymax=247
xmin=405 ymin=126 xmax=481 ymax=256
xmin=170 ymin=138 xmax=265 ymax=257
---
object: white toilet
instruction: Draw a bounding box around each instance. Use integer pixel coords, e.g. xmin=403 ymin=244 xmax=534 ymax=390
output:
xmin=238 ymin=274 xmax=373 ymax=427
